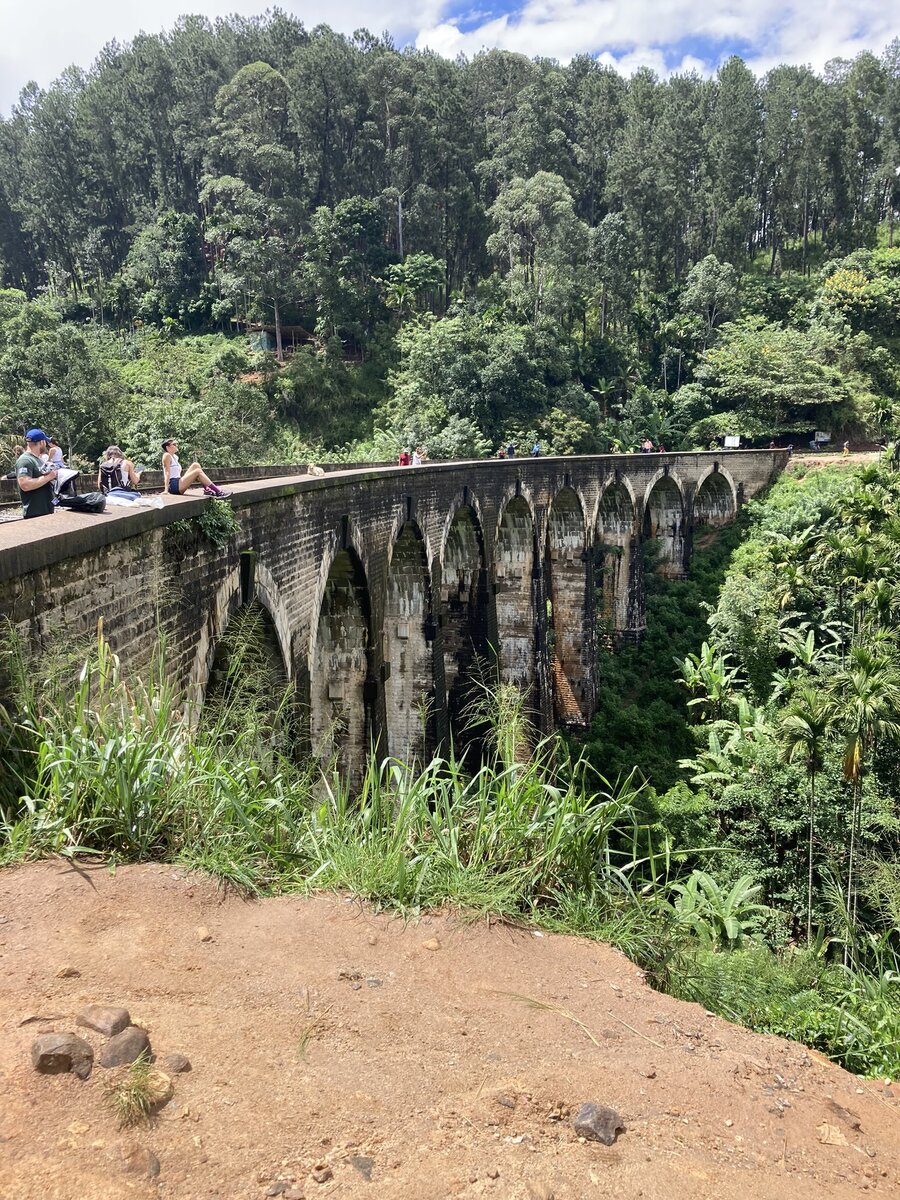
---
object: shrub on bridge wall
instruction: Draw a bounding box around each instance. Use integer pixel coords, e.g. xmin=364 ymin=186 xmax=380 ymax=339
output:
xmin=166 ymin=499 xmax=240 ymax=553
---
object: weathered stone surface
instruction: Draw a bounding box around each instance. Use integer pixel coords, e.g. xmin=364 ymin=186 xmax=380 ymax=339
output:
xmin=572 ymin=1102 xmax=624 ymax=1145
xmin=77 ymin=1004 xmax=131 ymax=1036
xmin=311 ymin=1166 xmax=333 ymax=1184
xmin=162 ymin=1052 xmax=192 ymax=1074
xmin=0 ymin=452 xmax=785 ymax=782
xmin=100 ymin=1025 xmax=151 ymax=1067
xmin=122 ymin=1146 xmax=161 ymax=1178
xmin=31 ymin=1032 xmax=93 ymax=1079
xmin=350 ymin=1155 xmax=373 ymax=1181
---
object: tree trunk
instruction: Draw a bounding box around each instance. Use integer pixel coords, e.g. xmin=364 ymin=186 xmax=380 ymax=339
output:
xmin=273 ymin=297 xmax=284 ymax=363
xmin=807 ymin=770 xmax=816 ymax=945
xmin=600 ymin=283 xmax=607 ymax=339
xmin=844 ymin=774 xmax=862 ymax=965
xmin=397 ymin=193 xmax=404 ymax=261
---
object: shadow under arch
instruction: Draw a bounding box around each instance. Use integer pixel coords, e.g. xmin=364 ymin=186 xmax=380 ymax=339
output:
xmin=494 ymin=493 xmax=540 ymax=712
xmin=384 ymin=518 xmax=434 ymax=768
xmin=595 ymin=478 xmax=641 ymax=638
xmin=694 ymin=465 xmax=737 ymax=528
xmin=643 ymin=472 xmax=687 ymax=577
xmin=187 ymin=563 xmax=292 ymax=716
xmin=545 ymin=485 xmax=590 ymax=725
xmin=309 ymin=545 xmax=375 ymax=783
xmin=440 ymin=501 xmax=490 ymax=753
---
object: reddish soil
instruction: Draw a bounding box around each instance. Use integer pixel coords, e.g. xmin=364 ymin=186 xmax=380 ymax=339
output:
xmin=0 ymin=862 xmax=897 ymax=1200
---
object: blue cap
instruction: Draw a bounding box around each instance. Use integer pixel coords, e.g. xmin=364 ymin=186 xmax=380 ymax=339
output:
xmin=25 ymin=428 xmax=50 ymax=443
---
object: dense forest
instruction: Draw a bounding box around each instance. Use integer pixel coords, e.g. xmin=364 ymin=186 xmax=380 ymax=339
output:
xmin=0 ymin=14 xmax=898 ymax=465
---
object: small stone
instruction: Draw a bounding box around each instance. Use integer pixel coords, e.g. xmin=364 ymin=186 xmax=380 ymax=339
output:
xmin=144 ymin=1069 xmax=173 ymax=1108
xmin=365 ymin=978 xmax=382 ymax=988
xmin=639 ymin=1068 xmax=656 ymax=1080
xmin=77 ymin=1005 xmax=131 ymax=1037
xmin=266 ymin=1183 xmax=289 ymax=1196
xmin=572 ymin=1102 xmax=625 ymax=1146
xmin=367 ymin=934 xmax=378 ymax=946
xmin=487 ymin=1168 xmax=499 ymax=1179
xmin=496 ymin=1094 xmax=516 ymax=1109
xmin=122 ymin=1146 xmax=160 ymax=1178
xmin=724 ymin=1119 xmax=733 ymax=1127
xmin=311 ymin=1166 xmax=333 ymax=1184
xmin=421 ymin=938 xmax=441 ymax=952
xmin=285 ymin=1190 xmax=305 ymax=1200
xmin=162 ymin=1053 xmax=192 ymax=1074
xmin=56 ymin=965 xmax=80 ymax=978
xmin=31 ymin=1032 xmax=94 ymax=1079
xmin=350 ymin=1155 xmax=374 ymax=1181
xmin=100 ymin=1025 xmax=151 ymax=1068
xmin=197 ymin=926 xmax=213 ymax=942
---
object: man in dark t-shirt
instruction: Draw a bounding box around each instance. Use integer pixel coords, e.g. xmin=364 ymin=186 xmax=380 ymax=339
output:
xmin=16 ymin=429 xmax=58 ymax=519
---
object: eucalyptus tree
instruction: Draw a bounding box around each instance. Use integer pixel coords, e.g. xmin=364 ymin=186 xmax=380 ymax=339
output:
xmin=830 ymin=645 xmax=900 ymax=939
xmin=780 ymin=686 xmax=833 ymax=943
xmin=487 ymin=171 xmax=588 ymax=325
xmin=201 ymin=61 xmax=303 ymax=360
xmin=708 ymin=56 xmax=762 ymax=267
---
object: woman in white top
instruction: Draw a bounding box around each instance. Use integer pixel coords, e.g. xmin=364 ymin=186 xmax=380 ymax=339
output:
xmin=162 ymin=438 xmax=230 ymax=497
xmin=47 ymin=438 xmax=65 ymax=468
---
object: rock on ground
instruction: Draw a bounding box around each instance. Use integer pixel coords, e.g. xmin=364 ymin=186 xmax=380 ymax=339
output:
xmin=31 ymin=1031 xmax=93 ymax=1079
xmin=100 ymin=1026 xmax=151 ymax=1068
xmin=77 ymin=1004 xmax=131 ymax=1037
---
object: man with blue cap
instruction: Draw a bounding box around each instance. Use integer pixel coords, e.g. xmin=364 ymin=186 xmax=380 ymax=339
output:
xmin=16 ymin=429 xmax=58 ymax=519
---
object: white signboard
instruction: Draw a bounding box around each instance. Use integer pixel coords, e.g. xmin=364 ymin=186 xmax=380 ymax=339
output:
xmin=723 ymin=435 xmax=740 ymax=448
xmin=815 ymin=431 xmax=831 ymax=443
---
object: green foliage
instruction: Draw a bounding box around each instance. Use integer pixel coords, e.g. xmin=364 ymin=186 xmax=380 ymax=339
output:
xmin=667 ymin=870 xmax=766 ymax=947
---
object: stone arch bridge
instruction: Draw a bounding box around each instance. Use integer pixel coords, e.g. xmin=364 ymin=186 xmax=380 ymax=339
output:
xmin=0 ymin=451 xmax=785 ymax=776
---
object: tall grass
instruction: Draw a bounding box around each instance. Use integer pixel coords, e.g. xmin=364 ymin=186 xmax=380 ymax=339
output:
xmin=0 ymin=619 xmax=662 ymax=916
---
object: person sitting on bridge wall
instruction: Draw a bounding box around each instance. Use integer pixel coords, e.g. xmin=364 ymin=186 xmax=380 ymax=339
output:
xmin=98 ymin=446 xmax=142 ymax=498
xmin=162 ymin=438 xmax=231 ymax=498
xmin=15 ymin=429 xmax=57 ymax=519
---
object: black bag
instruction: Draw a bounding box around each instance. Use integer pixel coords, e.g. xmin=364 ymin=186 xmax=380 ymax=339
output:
xmin=58 ymin=490 xmax=107 ymax=514
xmin=99 ymin=461 xmax=125 ymax=492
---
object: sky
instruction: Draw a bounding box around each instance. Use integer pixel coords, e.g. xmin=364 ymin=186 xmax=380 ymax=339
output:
xmin=0 ymin=0 xmax=896 ymax=113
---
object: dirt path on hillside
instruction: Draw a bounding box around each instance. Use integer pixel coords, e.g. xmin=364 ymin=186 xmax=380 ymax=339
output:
xmin=0 ymin=863 xmax=896 ymax=1200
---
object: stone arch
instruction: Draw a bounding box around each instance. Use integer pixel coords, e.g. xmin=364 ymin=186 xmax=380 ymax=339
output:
xmin=494 ymin=494 xmax=539 ymax=702
xmin=545 ymin=487 xmax=590 ymax=724
xmin=643 ymin=472 xmax=687 ymax=577
xmin=694 ymin=465 xmax=737 ymax=528
xmin=440 ymin=502 xmax=489 ymax=741
xmin=309 ymin=546 xmax=374 ymax=780
xmin=383 ymin=520 xmax=434 ymax=767
xmin=187 ymin=562 xmax=292 ymax=714
xmin=596 ymin=480 xmax=640 ymax=636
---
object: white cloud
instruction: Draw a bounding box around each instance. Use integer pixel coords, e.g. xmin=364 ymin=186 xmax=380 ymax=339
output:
xmin=415 ymin=0 xmax=895 ymax=74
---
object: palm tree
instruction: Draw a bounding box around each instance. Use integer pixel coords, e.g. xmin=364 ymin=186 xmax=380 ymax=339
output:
xmin=830 ymin=646 xmax=900 ymax=950
xmin=780 ymin=686 xmax=832 ymax=944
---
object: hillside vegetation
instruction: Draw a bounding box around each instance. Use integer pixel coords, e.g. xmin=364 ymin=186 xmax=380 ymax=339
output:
xmin=0 ymin=20 xmax=898 ymax=464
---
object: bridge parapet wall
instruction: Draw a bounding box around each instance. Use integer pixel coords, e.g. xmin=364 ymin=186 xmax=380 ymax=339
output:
xmin=0 ymin=450 xmax=786 ymax=769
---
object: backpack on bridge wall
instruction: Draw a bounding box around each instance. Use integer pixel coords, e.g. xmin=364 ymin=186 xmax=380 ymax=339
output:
xmin=58 ymin=490 xmax=107 ymax=514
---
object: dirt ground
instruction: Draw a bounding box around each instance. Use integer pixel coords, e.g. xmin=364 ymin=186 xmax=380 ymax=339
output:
xmin=0 ymin=862 xmax=897 ymax=1200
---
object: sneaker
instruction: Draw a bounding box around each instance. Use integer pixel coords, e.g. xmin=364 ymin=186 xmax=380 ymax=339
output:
xmin=204 ymin=486 xmax=233 ymax=499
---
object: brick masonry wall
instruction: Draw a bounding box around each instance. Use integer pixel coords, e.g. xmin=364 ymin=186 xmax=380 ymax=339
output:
xmin=0 ymin=451 xmax=787 ymax=770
